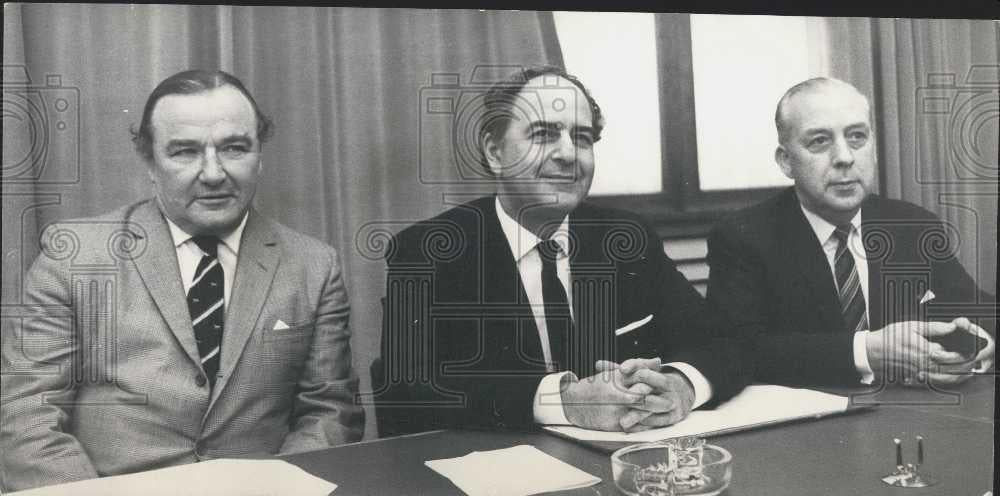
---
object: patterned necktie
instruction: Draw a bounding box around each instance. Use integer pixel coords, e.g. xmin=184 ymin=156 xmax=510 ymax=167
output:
xmin=538 ymin=239 xmax=573 ymax=372
xmin=833 ymin=225 xmax=869 ymax=333
xmin=188 ymin=235 xmax=224 ymax=388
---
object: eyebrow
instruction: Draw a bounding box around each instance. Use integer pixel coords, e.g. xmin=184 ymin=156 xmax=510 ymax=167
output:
xmin=801 ymin=121 xmax=870 ymax=136
xmin=164 ymin=139 xmax=203 ymax=149
xmin=526 ymin=121 xmax=595 ymax=135
xmin=218 ymin=134 xmax=254 ymax=145
xmin=164 ymin=134 xmax=254 ymax=149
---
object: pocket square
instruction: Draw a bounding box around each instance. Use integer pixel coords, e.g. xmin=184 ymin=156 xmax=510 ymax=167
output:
xmin=615 ymin=314 xmax=653 ymax=336
xmin=273 ymin=319 xmax=290 ymax=330
xmin=919 ymin=290 xmax=936 ymax=305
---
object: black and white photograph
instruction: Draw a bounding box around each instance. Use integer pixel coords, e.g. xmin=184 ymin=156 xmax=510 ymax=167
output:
xmin=1 ymin=3 xmax=996 ymax=495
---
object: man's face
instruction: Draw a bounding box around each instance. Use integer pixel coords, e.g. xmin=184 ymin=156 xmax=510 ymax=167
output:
xmin=777 ymin=84 xmax=876 ymax=224
xmin=485 ymin=75 xmax=596 ymax=220
xmin=147 ymin=86 xmax=262 ymax=236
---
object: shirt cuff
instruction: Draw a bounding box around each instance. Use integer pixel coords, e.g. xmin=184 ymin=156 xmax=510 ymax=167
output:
xmin=533 ymin=372 xmax=575 ymax=425
xmin=853 ymin=330 xmax=875 ymax=385
xmin=662 ymin=362 xmax=712 ymax=409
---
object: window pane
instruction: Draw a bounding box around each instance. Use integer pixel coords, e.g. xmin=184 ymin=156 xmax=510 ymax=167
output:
xmin=691 ymin=15 xmax=830 ymax=191
xmin=554 ymin=11 xmax=662 ymax=195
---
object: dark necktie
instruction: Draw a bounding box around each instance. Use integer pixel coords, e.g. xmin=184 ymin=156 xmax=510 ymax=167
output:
xmin=188 ymin=235 xmax=224 ymax=388
xmin=538 ymin=239 xmax=574 ymax=372
xmin=833 ymin=225 xmax=869 ymax=334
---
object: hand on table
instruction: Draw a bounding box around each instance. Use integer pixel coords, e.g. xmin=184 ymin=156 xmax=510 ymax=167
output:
xmin=866 ymin=318 xmax=994 ymax=386
xmin=594 ymin=358 xmax=696 ymax=432
xmin=930 ymin=318 xmax=994 ymax=381
xmin=559 ymin=362 xmax=651 ymax=432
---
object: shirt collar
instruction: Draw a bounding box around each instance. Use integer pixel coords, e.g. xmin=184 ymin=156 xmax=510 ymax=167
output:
xmin=164 ymin=212 xmax=249 ymax=256
xmin=495 ymin=196 xmax=570 ymax=262
xmin=799 ymin=203 xmax=862 ymax=245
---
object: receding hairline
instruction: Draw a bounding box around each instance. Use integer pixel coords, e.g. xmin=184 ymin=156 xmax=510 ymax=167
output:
xmin=509 ymin=75 xmax=597 ymax=131
xmin=775 ymin=77 xmax=870 ymax=144
xmin=148 ymin=85 xmax=260 ymax=137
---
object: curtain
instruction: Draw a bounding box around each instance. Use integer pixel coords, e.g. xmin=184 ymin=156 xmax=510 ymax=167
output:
xmin=1 ymin=4 xmax=563 ymax=439
xmin=828 ymin=17 xmax=998 ymax=294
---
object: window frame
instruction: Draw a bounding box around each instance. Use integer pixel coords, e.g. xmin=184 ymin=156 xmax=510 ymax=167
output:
xmin=589 ymin=13 xmax=785 ymax=235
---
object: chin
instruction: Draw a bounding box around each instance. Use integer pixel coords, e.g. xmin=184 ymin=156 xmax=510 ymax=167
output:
xmin=194 ymin=216 xmax=242 ymax=235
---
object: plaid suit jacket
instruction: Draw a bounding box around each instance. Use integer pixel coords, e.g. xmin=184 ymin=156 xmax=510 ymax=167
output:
xmin=1 ymin=200 xmax=363 ymax=491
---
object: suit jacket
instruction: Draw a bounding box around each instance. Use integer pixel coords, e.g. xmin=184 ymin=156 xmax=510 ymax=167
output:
xmin=706 ymin=188 xmax=995 ymax=386
xmin=373 ymin=197 xmax=747 ymax=436
xmin=1 ymin=200 xmax=363 ymax=491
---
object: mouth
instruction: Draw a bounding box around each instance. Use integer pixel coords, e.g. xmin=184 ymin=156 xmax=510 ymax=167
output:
xmin=538 ymin=172 xmax=578 ymax=181
xmin=829 ymin=180 xmax=859 ymax=189
xmin=193 ymin=194 xmax=236 ymax=206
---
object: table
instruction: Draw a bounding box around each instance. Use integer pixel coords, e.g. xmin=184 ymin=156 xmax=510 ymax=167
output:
xmin=282 ymin=377 xmax=995 ymax=495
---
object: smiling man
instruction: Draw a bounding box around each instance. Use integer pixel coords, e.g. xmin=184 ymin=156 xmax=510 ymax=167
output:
xmin=706 ymin=77 xmax=995 ymax=387
xmin=1 ymin=70 xmax=363 ymax=491
xmin=374 ymin=66 xmax=747 ymax=436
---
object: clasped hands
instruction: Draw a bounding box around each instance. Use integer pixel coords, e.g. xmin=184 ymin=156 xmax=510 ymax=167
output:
xmin=560 ymin=357 xmax=695 ymax=432
xmin=866 ymin=317 xmax=995 ymax=386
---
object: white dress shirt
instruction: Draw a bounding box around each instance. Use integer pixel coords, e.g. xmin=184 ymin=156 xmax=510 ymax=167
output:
xmin=164 ymin=214 xmax=248 ymax=307
xmin=799 ymin=205 xmax=875 ymax=384
xmin=491 ymin=198 xmax=712 ymax=425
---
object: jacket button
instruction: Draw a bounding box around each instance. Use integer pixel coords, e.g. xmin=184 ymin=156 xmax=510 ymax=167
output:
xmin=195 ymin=374 xmax=207 ymax=387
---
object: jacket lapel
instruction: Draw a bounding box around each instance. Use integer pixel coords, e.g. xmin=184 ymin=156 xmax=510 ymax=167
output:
xmin=127 ymin=201 xmax=203 ymax=366
xmin=860 ymin=196 xmax=886 ymax=330
xmin=211 ymin=209 xmax=279 ymax=404
xmin=779 ymin=191 xmax=844 ymax=332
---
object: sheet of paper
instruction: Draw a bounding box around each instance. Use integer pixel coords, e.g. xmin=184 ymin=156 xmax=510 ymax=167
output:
xmin=10 ymin=459 xmax=337 ymax=496
xmin=545 ymin=384 xmax=850 ymax=442
xmin=425 ymin=444 xmax=600 ymax=496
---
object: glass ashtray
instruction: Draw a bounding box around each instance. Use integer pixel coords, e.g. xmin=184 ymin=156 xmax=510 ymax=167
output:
xmin=611 ymin=439 xmax=732 ymax=496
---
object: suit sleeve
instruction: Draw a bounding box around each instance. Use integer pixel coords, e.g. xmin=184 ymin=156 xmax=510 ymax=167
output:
xmin=706 ymin=223 xmax=858 ymax=385
xmin=1 ymin=235 xmax=99 ymax=491
xmin=279 ymin=247 xmax=364 ymax=453
xmin=374 ymin=229 xmax=548 ymax=436
xmin=922 ymin=223 xmax=997 ymax=339
xmin=647 ymin=225 xmax=750 ymax=405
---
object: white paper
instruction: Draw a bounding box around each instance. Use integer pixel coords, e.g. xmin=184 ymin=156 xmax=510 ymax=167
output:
xmin=425 ymin=444 xmax=600 ymax=496
xmin=10 ymin=459 xmax=337 ymax=496
xmin=545 ymin=385 xmax=849 ymax=442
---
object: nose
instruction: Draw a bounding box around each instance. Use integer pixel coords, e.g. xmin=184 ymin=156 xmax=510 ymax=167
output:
xmin=831 ymin=137 xmax=855 ymax=169
xmin=199 ymin=148 xmax=227 ymax=184
xmin=550 ymin=132 xmax=576 ymax=166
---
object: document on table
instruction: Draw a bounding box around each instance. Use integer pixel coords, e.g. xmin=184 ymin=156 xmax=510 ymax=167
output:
xmin=425 ymin=444 xmax=600 ymax=496
xmin=545 ymin=384 xmax=851 ymax=442
xmin=9 ymin=459 xmax=337 ymax=496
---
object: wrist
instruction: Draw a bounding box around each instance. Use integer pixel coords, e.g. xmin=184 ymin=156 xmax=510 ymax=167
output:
xmin=560 ymin=374 xmax=584 ymax=426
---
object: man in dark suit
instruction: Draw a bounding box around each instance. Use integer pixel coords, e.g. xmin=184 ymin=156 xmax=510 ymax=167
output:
xmin=1 ymin=70 xmax=363 ymax=491
xmin=706 ymin=77 xmax=995 ymax=387
xmin=374 ymin=67 xmax=746 ymax=436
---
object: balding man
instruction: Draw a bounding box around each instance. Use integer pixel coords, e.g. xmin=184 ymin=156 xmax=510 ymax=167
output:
xmin=706 ymin=77 xmax=995 ymax=387
xmin=1 ymin=70 xmax=363 ymax=491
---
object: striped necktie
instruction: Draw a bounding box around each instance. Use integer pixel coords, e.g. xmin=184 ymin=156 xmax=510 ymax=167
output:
xmin=188 ymin=235 xmax=224 ymax=388
xmin=833 ymin=225 xmax=869 ymax=334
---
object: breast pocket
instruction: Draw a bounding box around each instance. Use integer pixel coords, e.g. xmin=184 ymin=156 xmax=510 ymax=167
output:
xmin=252 ymin=322 xmax=314 ymax=384
xmin=262 ymin=319 xmax=315 ymax=342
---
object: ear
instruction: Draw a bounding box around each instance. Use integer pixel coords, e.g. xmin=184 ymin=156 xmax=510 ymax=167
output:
xmin=482 ymin=132 xmax=505 ymax=177
xmin=775 ymin=145 xmax=793 ymax=180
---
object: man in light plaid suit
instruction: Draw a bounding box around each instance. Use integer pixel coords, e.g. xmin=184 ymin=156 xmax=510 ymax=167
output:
xmin=1 ymin=70 xmax=363 ymax=491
